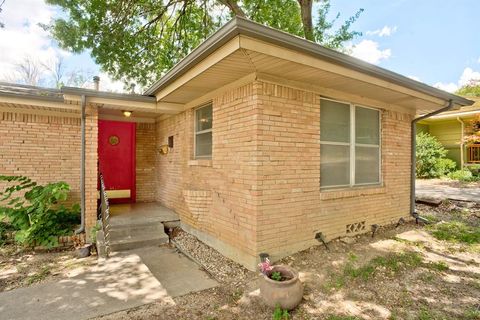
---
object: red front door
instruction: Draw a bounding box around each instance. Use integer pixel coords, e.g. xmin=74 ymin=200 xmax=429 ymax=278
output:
xmin=98 ymin=120 xmax=136 ymax=203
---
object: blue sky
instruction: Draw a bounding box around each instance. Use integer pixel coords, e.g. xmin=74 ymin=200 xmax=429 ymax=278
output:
xmin=0 ymin=0 xmax=478 ymax=92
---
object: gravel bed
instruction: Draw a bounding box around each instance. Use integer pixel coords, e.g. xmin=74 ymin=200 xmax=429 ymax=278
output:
xmin=172 ymin=229 xmax=254 ymax=284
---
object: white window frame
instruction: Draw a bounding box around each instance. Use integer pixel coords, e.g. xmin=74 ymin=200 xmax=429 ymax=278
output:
xmin=320 ymin=97 xmax=382 ymax=189
xmin=194 ymin=103 xmax=213 ymax=159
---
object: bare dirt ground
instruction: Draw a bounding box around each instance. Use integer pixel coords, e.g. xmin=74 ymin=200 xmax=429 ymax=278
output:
xmin=0 ymin=245 xmax=96 ymax=292
xmin=417 ymin=178 xmax=480 ymax=189
xmin=2 ymin=201 xmax=479 ymax=320
xmin=95 ymin=202 xmax=480 ymax=320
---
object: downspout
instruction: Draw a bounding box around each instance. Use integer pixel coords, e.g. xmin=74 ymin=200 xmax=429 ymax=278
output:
xmin=411 ymin=99 xmax=454 ymax=221
xmin=457 ymin=117 xmax=465 ymax=169
xmin=75 ymin=94 xmax=87 ymax=234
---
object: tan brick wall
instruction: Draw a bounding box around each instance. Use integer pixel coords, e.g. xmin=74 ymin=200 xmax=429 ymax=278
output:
xmin=255 ymin=81 xmax=413 ymax=261
xmin=156 ymin=82 xmax=260 ymax=267
xmin=0 ymin=106 xmax=99 ymax=231
xmin=155 ymin=80 xmax=414 ymax=269
xmin=0 ymin=111 xmax=82 ymax=202
xmin=136 ymin=123 xmax=156 ymax=202
xmin=85 ymin=106 xmax=98 ymax=230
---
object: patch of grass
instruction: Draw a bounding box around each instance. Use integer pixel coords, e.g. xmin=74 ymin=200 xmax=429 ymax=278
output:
xmin=330 ymin=252 xmax=423 ymax=288
xmin=427 ymin=221 xmax=480 ymax=244
xmin=25 ymin=266 xmax=51 ymax=285
xmin=427 ymin=261 xmax=449 ymax=272
xmin=418 ymin=309 xmax=449 ymax=320
xmin=463 ymin=307 xmax=480 ymax=320
xmin=422 ymin=213 xmax=440 ymax=223
xmin=272 ymin=305 xmax=289 ymax=320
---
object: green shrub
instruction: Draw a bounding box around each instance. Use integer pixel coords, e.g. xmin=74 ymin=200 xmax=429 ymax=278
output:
xmin=436 ymin=158 xmax=457 ymax=176
xmin=416 ymin=132 xmax=452 ymax=178
xmin=0 ymin=175 xmax=80 ymax=247
xmin=466 ymin=164 xmax=480 ymax=177
xmin=448 ymin=169 xmax=474 ymax=182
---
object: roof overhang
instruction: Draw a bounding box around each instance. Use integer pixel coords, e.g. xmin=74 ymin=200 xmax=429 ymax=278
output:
xmin=0 ymin=83 xmax=184 ymax=120
xmin=145 ymin=17 xmax=473 ymax=114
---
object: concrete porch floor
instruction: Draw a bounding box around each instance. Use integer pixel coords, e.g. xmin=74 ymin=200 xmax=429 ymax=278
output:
xmin=109 ymin=202 xmax=180 ymax=227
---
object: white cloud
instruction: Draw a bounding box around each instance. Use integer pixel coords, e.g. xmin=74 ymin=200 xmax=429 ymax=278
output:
xmin=433 ymin=82 xmax=458 ymax=93
xmin=366 ymin=26 xmax=397 ymax=37
xmin=408 ymin=75 xmax=421 ymax=82
xmin=433 ymin=67 xmax=480 ymax=93
xmin=477 ymin=57 xmax=480 ymax=63
xmin=0 ymin=0 xmax=124 ymax=92
xmin=348 ymin=40 xmax=391 ymax=64
xmin=0 ymin=0 xmax=64 ymax=81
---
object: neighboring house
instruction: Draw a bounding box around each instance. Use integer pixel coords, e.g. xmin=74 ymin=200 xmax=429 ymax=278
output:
xmin=0 ymin=17 xmax=472 ymax=269
xmin=417 ymin=97 xmax=480 ymax=168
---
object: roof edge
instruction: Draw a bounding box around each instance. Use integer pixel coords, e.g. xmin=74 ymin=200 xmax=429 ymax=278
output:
xmin=61 ymin=86 xmax=156 ymax=103
xmin=144 ymin=16 xmax=473 ymax=107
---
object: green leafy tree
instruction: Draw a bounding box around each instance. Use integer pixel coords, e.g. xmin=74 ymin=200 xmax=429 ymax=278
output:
xmin=45 ymin=0 xmax=363 ymax=87
xmin=456 ymin=80 xmax=480 ymax=97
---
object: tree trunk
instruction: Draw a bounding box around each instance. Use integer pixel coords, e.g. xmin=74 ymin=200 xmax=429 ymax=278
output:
xmin=298 ymin=0 xmax=314 ymax=41
xmin=218 ymin=0 xmax=246 ymax=17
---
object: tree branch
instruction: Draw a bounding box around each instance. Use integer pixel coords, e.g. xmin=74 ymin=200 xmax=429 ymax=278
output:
xmin=217 ymin=0 xmax=246 ymax=17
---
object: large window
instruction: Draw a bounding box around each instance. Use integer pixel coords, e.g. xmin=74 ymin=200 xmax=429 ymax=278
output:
xmin=194 ymin=103 xmax=212 ymax=158
xmin=320 ymin=98 xmax=380 ymax=188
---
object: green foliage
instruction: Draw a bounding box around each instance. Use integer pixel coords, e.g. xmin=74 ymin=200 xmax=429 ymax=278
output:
xmin=463 ymin=307 xmax=480 ymax=320
xmin=273 ymin=305 xmax=289 ymax=320
xmin=416 ymin=132 xmax=452 ymax=178
xmin=0 ymin=175 xmax=80 ymax=248
xmin=90 ymin=221 xmax=102 ymax=244
xmin=45 ymin=0 xmax=363 ymax=88
xmin=466 ymin=164 xmax=480 ymax=177
xmin=448 ymin=169 xmax=474 ymax=182
xmin=456 ymin=80 xmax=480 ymax=97
xmin=427 ymin=221 xmax=480 ymax=244
xmin=427 ymin=261 xmax=449 ymax=272
xmin=436 ymin=158 xmax=457 ymax=176
xmin=270 ymin=271 xmax=282 ymax=281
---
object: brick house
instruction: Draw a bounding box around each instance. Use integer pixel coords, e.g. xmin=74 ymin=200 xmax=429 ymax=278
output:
xmin=0 ymin=17 xmax=472 ymax=269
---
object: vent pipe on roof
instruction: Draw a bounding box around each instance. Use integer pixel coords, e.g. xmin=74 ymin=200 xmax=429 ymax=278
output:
xmin=93 ymin=76 xmax=100 ymax=91
xmin=410 ymin=100 xmax=453 ymax=222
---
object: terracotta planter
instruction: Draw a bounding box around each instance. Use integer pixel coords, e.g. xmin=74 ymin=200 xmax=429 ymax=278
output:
xmin=75 ymin=244 xmax=92 ymax=258
xmin=259 ymin=265 xmax=304 ymax=310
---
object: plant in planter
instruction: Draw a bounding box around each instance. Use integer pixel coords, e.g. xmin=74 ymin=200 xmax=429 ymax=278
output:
xmin=258 ymin=258 xmax=304 ymax=310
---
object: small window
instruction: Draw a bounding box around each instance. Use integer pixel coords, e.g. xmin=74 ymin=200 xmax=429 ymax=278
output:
xmin=320 ymin=98 xmax=381 ymax=188
xmin=194 ymin=103 xmax=212 ymax=158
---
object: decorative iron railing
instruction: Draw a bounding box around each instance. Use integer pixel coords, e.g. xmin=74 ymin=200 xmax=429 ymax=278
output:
xmin=467 ymin=144 xmax=480 ymax=163
xmin=99 ymin=173 xmax=111 ymax=257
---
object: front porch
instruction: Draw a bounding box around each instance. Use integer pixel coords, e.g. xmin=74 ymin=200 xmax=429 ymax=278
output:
xmin=107 ymin=202 xmax=180 ymax=252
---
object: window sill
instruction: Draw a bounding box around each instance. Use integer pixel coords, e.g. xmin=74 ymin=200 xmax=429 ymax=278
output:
xmin=320 ymin=185 xmax=385 ymax=200
xmin=188 ymin=159 xmax=212 ymax=167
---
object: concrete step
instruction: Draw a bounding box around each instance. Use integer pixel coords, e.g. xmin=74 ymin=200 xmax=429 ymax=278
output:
xmin=109 ymin=232 xmax=169 ymax=251
xmin=108 ymin=224 xmax=166 ymax=238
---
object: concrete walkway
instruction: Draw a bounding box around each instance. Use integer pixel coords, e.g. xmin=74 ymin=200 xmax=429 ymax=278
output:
xmin=416 ymin=179 xmax=480 ymax=203
xmin=0 ymin=246 xmax=217 ymax=320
